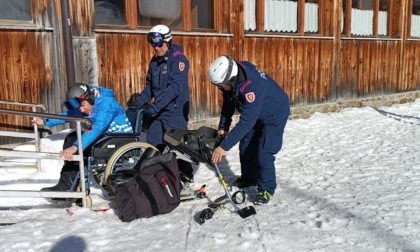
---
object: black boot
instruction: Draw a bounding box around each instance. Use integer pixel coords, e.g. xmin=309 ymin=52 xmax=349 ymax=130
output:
xmin=41 ymin=171 xmax=78 ymax=192
xmin=232 ymin=176 xmax=257 ymax=188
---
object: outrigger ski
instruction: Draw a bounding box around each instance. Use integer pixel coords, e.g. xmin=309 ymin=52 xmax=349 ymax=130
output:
xmin=196 ymin=183 xmax=256 ymax=224
xmin=198 ymin=190 xmax=255 ymax=224
xmin=196 ymin=136 xmax=256 ymax=224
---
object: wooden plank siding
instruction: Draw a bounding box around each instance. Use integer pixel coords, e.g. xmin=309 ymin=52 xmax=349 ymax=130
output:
xmin=96 ymin=33 xmax=234 ymax=120
xmin=339 ymin=40 xmax=403 ymax=99
xmin=0 ymin=30 xmax=52 ymax=142
xmin=403 ymin=41 xmax=420 ymax=91
xmin=69 ymin=0 xmax=95 ymax=37
xmin=242 ymin=38 xmax=333 ymax=105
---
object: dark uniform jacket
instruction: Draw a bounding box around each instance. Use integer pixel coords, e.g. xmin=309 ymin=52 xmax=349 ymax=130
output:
xmin=218 ymin=61 xmax=290 ymax=151
xmin=136 ymin=44 xmax=190 ymax=122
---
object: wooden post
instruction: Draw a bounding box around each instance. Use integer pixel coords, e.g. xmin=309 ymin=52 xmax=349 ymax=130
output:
xmin=60 ymin=0 xmax=76 ymax=89
xmin=183 ymin=0 xmax=191 ymax=32
xmin=399 ymin=0 xmax=409 ymax=90
xmin=373 ymin=0 xmax=379 ymax=37
xmin=256 ymin=0 xmax=264 ymax=33
xmin=232 ymin=0 xmax=245 ymax=60
xmin=126 ymin=0 xmax=138 ymax=29
xmin=298 ymin=0 xmax=305 ymax=35
xmin=332 ymin=0 xmax=343 ymax=102
xmin=215 ymin=0 xmax=223 ymax=33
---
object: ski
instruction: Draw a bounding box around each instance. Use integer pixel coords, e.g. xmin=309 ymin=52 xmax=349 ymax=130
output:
xmin=66 ymin=208 xmax=111 ymax=216
xmin=0 ymin=222 xmax=18 ymax=226
xmin=208 ymin=199 xmax=229 ymax=209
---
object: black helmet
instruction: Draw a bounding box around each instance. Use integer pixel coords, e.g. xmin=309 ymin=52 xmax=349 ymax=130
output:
xmin=65 ymin=83 xmax=95 ymax=109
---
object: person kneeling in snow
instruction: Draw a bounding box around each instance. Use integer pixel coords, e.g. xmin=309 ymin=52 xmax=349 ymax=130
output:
xmin=32 ymin=83 xmax=133 ymax=192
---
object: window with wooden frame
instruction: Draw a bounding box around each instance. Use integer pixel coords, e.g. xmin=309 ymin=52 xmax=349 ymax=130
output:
xmin=0 ymin=0 xmax=39 ymax=26
xmin=342 ymin=0 xmax=393 ymax=37
xmin=409 ymin=0 xmax=420 ymax=38
xmin=244 ymin=0 xmax=324 ymax=36
xmin=94 ymin=0 xmax=222 ymax=32
xmin=94 ymin=0 xmax=127 ymax=26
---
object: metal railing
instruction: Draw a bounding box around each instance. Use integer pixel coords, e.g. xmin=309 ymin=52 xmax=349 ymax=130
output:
xmin=0 ymin=107 xmax=91 ymax=207
xmin=0 ymin=100 xmax=47 ymax=171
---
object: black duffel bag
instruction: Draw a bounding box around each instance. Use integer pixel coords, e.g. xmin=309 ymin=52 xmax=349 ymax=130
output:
xmin=114 ymin=152 xmax=181 ymax=222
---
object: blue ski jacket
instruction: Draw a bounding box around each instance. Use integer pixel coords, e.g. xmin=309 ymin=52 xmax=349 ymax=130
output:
xmin=44 ymin=86 xmax=132 ymax=150
xmin=218 ymin=61 xmax=290 ymax=151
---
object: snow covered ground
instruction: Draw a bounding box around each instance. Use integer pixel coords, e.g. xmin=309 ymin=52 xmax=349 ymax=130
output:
xmin=0 ymin=99 xmax=419 ymax=252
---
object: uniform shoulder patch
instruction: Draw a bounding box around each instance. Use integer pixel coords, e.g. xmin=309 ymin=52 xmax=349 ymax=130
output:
xmin=179 ymin=62 xmax=185 ymax=71
xmin=245 ymin=92 xmax=255 ymax=103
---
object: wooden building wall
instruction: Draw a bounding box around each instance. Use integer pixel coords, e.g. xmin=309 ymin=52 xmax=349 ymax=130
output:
xmin=0 ymin=30 xmax=53 ymax=130
xmin=339 ymin=40 xmax=401 ymax=98
xmin=91 ymin=0 xmax=419 ymax=121
xmin=1 ymin=0 xmax=420 ymax=145
xmin=242 ymin=37 xmax=334 ymax=105
xmin=0 ymin=0 xmax=55 ymax=143
xmin=95 ymin=33 xmax=235 ymax=120
xmin=403 ymin=41 xmax=420 ymax=91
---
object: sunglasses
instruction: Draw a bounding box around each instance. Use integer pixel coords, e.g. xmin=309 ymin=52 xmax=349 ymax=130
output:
xmin=151 ymin=42 xmax=164 ymax=48
xmin=147 ymin=32 xmax=165 ymax=48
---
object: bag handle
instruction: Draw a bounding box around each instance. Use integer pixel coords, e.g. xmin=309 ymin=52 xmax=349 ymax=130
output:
xmin=134 ymin=174 xmax=159 ymax=216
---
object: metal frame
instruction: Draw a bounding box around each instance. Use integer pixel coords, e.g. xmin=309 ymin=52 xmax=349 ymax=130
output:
xmin=0 ymin=100 xmax=47 ymax=171
xmin=0 ymin=107 xmax=91 ymax=207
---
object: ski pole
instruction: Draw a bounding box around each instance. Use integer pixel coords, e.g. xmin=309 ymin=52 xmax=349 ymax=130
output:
xmin=213 ymin=163 xmax=241 ymax=212
xmin=213 ymin=163 xmax=256 ymax=218
xmin=198 ymin=135 xmax=256 ymax=220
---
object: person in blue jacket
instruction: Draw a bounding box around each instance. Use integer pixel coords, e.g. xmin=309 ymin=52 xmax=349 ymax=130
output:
xmin=32 ymin=83 xmax=133 ymax=192
xmin=135 ymin=24 xmax=193 ymax=180
xmin=208 ymin=55 xmax=290 ymax=205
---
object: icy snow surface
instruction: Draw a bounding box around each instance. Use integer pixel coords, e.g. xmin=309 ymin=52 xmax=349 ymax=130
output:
xmin=0 ymin=99 xmax=419 ymax=252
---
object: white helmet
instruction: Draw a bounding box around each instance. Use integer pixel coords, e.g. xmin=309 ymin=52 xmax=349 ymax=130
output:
xmin=208 ymin=55 xmax=238 ymax=89
xmin=147 ymin=25 xmax=172 ymax=44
